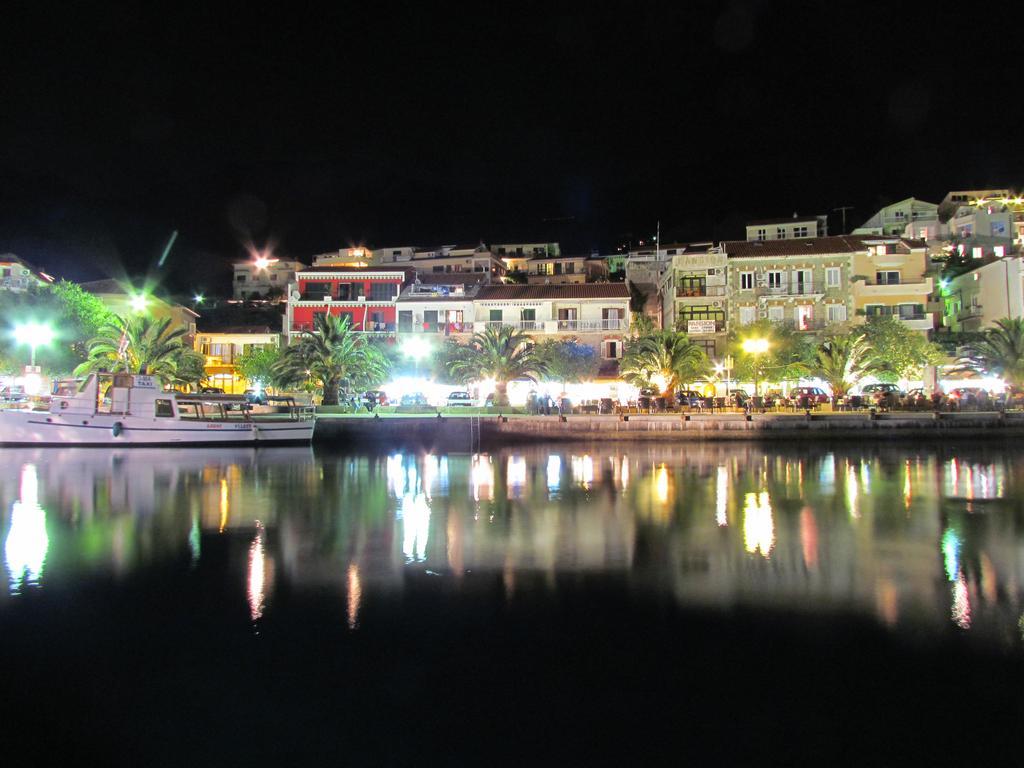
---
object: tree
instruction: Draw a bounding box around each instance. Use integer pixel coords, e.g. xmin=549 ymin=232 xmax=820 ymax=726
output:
xmin=955 ymin=317 xmax=1024 ymax=390
xmin=629 ymin=313 xmax=657 ymax=338
xmin=862 ymin=316 xmax=942 ymax=381
xmin=171 ymin=349 xmax=207 ymax=391
xmin=236 ymin=345 xmax=282 ymax=390
xmin=75 ymin=315 xmax=188 ymax=378
xmin=726 ymin=320 xmax=815 ymax=389
xmin=620 ymin=330 xmax=710 ymax=395
xmin=446 ymin=325 xmax=545 ymax=406
xmin=273 ymin=313 xmax=389 ymax=405
xmin=813 ymin=333 xmax=875 ymax=400
xmin=536 ymin=338 xmax=600 ymax=388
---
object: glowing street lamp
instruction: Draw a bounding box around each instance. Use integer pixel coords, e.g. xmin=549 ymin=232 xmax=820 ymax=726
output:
xmin=742 ymin=338 xmax=770 ymax=398
xmin=13 ymin=323 xmax=55 ymax=367
xmin=129 ymin=293 xmax=149 ymax=313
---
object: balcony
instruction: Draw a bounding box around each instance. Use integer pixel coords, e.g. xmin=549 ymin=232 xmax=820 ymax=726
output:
xmin=852 ymin=277 xmax=933 ymax=297
xmin=957 ymin=306 xmax=984 ymax=321
xmin=291 ymin=322 xmax=396 ymax=336
xmin=481 ymin=320 xmax=545 ymax=331
xmin=466 ymin=319 xmax=629 ymax=334
xmin=675 ymin=285 xmax=727 ymax=298
xmin=401 ymin=322 xmax=471 ymax=334
xmin=556 ymin=319 xmax=628 ymax=332
xmin=896 ymin=314 xmax=934 ymax=331
xmin=759 ymin=284 xmax=819 ymax=297
xmin=774 ymin=318 xmax=828 ymax=331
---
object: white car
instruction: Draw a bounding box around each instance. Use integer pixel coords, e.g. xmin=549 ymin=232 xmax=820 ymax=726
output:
xmin=446 ymin=391 xmax=474 ymax=407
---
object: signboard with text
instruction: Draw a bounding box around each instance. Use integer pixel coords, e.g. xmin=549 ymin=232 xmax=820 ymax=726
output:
xmin=687 ymin=320 xmax=718 ymax=335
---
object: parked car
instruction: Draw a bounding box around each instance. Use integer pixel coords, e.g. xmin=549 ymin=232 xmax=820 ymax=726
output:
xmin=446 ymin=391 xmax=474 ymax=407
xmin=791 ymin=386 xmax=830 ymax=405
xmin=861 ymin=383 xmax=904 ymax=407
xmin=0 ymin=385 xmax=28 ymax=403
xmin=674 ymin=390 xmax=705 ymax=408
xmin=400 ymin=392 xmax=429 ymax=407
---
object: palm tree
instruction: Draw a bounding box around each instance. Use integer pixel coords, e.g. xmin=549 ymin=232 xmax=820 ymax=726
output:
xmin=75 ymin=314 xmax=187 ymax=378
xmin=813 ymin=333 xmax=874 ymax=401
xmin=956 ymin=317 xmax=1024 ymax=391
xmin=274 ymin=313 xmax=389 ymax=406
xmin=447 ymin=325 xmax=545 ymax=406
xmin=620 ymin=330 xmax=710 ymax=396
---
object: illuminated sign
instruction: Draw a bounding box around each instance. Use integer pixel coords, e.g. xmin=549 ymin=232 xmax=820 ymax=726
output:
xmin=687 ymin=320 xmax=718 ymax=335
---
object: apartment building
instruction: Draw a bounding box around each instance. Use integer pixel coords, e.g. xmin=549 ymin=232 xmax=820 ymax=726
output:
xmin=745 ymin=214 xmax=828 ymax=242
xmin=853 ymin=197 xmax=939 ymax=237
xmin=724 ymin=235 xmax=934 ymax=335
xmin=0 ymin=254 xmax=53 ymax=293
xmin=284 ymin=267 xmax=412 ymax=338
xmin=80 ymin=279 xmax=200 ymax=344
xmin=233 ymin=257 xmax=307 ymax=300
xmin=493 ymin=242 xmax=560 ymax=273
xmin=659 ymin=243 xmax=728 ymax=357
xmin=395 ymin=283 xmax=631 ymax=361
xmin=195 ymin=326 xmax=280 ymax=393
xmin=525 ymin=254 xmax=607 ymax=284
xmin=940 ymin=256 xmax=1024 ymax=334
xmin=311 ymin=247 xmax=375 ymax=267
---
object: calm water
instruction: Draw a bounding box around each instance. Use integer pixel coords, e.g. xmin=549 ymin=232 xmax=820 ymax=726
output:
xmin=2 ymin=442 xmax=1023 ymax=764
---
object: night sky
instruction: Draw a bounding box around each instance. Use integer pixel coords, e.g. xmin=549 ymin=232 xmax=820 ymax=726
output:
xmin=1 ymin=3 xmax=1020 ymax=295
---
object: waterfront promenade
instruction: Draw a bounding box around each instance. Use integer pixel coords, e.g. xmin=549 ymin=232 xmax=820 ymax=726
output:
xmin=312 ymin=410 xmax=1024 ymax=447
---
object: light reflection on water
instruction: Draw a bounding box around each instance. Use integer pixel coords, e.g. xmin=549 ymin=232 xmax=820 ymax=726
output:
xmin=1 ymin=444 xmax=1024 ymax=648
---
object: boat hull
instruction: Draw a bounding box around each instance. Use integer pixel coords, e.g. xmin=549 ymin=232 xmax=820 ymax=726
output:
xmin=0 ymin=410 xmax=315 ymax=446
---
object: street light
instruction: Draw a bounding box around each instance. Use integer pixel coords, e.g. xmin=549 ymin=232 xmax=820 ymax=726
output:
xmin=741 ymin=338 xmax=770 ymax=398
xmin=13 ymin=322 xmax=55 ymax=367
xmin=129 ymin=293 xmax=149 ymax=313
xmin=402 ymin=337 xmax=432 ymax=377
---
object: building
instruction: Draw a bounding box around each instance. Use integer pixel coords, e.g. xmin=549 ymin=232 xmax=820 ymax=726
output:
xmin=311 ymin=247 xmax=375 ymax=268
xmin=659 ymin=243 xmax=728 ymax=357
xmin=0 ymin=254 xmax=53 ymax=292
xmin=853 ymin=197 xmax=939 ymax=237
xmin=233 ymin=257 xmax=307 ymax=300
xmin=938 ymin=189 xmax=1014 ymax=221
xmin=284 ymin=267 xmax=411 ymax=339
xmin=723 ymin=235 xmax=934 ymax=336
xmin=940 ymin=256 xmax=1024 ymax=334
xmin=79 ymin=279 xmax=199 ymax=343
xmin=395 ymin=283 xmax=631 ymax=362
xmin=524 ymin=254 xmax=607 ymax=284
xmin=194 ymin=326 xmax=281 ymax=394
xmin=373 ymin=246 xmax=418 ymax=264
xmin=745 ymin=214 xmax=828 ymax=242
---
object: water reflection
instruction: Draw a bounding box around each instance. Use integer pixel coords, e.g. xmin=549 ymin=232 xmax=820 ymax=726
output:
xmin=2 ymin=443 xmax=1024 ymax=648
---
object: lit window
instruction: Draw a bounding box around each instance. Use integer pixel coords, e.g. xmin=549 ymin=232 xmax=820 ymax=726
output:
xmin=973 ymin=247 xmax=983 ymax=260
xmin=827 ymin=304 xmax=847 ymax=322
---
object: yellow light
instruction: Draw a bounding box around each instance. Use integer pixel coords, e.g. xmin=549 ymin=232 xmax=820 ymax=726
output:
xmin=742 ymin=338 xmax=769 ymax=355
xmin=254 ymin=256 xmax=271 ymax=270
xmin=743 ymin=491 xmax=774 ymax=557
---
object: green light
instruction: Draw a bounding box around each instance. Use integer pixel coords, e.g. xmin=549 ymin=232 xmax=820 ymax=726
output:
xmin=130 ymin=294 xmax=149 ymax=313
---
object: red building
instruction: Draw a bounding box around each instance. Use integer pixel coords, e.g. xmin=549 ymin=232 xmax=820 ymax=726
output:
xmin=285 ymin=267 xmax=411 ymax=337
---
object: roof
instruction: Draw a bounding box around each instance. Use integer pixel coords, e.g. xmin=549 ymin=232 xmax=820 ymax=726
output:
xmin=475 ymin=284 xmax=630 ymax=301
xmin=723 ymin=235 xmax=922 ymax=258
xmin=747 ymin=214 xmax=826 ymax=226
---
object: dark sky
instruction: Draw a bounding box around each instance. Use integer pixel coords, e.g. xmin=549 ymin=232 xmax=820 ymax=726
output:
xmin=1 ymin=2 xmax=1020 ymax=296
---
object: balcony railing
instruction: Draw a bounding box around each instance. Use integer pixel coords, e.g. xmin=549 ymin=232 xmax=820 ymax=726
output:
xmin=401 ymin=322 xmax=470 ymax=334
xmin=775 ymin=318 xmax=828 ymax=331
xmin=675 ymin=285 xmax=727 ymax=298
xmin=483 ymin=320 xmax=545 ymax=331
xmin=292 ymin=322 xmax=396 ymax=334
xmin=760 ymin=284 xmax=817 ymax=296
xmin=958 ymin=306 xmax=983 ymax=321
xmin=556 ymin=319 xmax=627 ymax=332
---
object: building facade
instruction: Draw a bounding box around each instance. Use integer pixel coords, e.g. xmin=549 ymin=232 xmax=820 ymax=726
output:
xmin=285 ymin=267 xmax=411 ymax=338
xmin=940 ymin=256 xmax=1024 ymax=334
xmin=0 ymin=254 xmax=52 ymax=293
xmin=195 ymin=326 xmax=280 ymax=394
xmin=745 ymin=214 xmax=828 ymax=242
xmin=233 ymin=258 xmax=307 ymax=300
xmin=853 ymin=197 xmax=939 ymax=237
xmin=524 ymin=255 xmax=607 ymax=284
xmin=849 ymin=238 xmax=934 ymax=332
xmin=659 ymin=245 xmax=728 ymax=357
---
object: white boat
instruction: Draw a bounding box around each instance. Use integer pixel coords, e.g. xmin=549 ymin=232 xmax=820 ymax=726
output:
xmin=0 ymin=373 xmax=316 ymax=446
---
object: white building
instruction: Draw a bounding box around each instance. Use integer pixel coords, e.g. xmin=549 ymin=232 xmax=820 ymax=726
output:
xmin=745 ymin=214 xmax=828 ymax=242
xmin=233 ymin=257 xmax=307 ymax=300
xmin=853 ymin=197 xmax=939 ymax=237
xmin=941 ymin=256 xmax=1024 ymax=334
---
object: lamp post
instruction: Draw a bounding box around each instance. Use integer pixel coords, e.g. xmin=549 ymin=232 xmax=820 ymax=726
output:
xmin=741 ymin=338 xmax=770 ymax=398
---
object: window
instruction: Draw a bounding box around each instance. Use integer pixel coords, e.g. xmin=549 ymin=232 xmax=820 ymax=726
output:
xmin=236 ymin=274 xmax=247 ymax=282
xmin=827 ymin=304 xmax=847 ymax=323
xmin=336 ymin=311 xmax=355 ymax=328
xmin=370 ymin=283 xmax=396 ymax=301
xmin=432 ymin=266 xmax=444 ymax=273
xmin=767 ymin=271 xmax=784 ymax=289
xmin=973 ymin=247 xmax=983 ymax=260
xmin=1 ymin=268 xmax=10 ymax=277
xmin=894 ymin=210 xmax=905 ymax=219
xmin=876 ymin=271 xmax=900 ymax=285
xmin=678 ymin=274 xmax=706 ymax=296
xmin=603 ymin=340 xmax=621 ymax=359
xmin=565 ymin=262 xmax=575 ymax=274
xmin=393 ymin=250 xmax=402 ymax=257
xmin=995 ymin=246 xmax=1006 ymax=258
xmin=398 ymin=311 xmax=413 ymax=332
xmin=695 ymin=339 xmax=716 ymax=357
xmin=864 ymin=305 xmax=887 ymax=317
xmin=757 ymin=229 xmax=766 ymax=241
xmin=155 ymin=399 xmax=174 ymax=417
xmin=826 ymin=267 xmax=841 ymax=288
xmin=793 ymin=226 xmax=808 ymax=238
xmin=370 ymin=311 xmax=386 ymax=329
xmin=423 ymin=310 xmax=439 ymax=332
xmin=304 ymin=282 xmax=333 ymax=299
xmin=678 ymin=305 xmax=724 ymax=326
xmin=767 ymin=306 xmax=784 ymax=322
xmin=667 ymin=249 xmax=677 ymax=256
xmin=993 ymin=221 xmax=1007 ymax=236
xmin=739 ymin=306 xmax=756 ymax=325
xmin=554 ymin=262 xmax=563 ymax=275
xmin=521 ymin=308 xmax=536 ymax=322
xmin=776 ymin=227 xmax=786 ymax=239
xmin=796 ymin=305 xmax=814 ymax=330
xmin=898 ymin=304 xmax=924 ymax=319
xmin=740 ymin=272 xmax=754 ymax=291
xmin=536 ymin=262 xmax=553 ymax=276
xmin=489 ymin=309 xmax=503 ymax=322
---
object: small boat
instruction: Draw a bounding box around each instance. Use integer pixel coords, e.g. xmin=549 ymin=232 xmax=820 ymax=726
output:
xmin=0 ymin=373 xmax=316 ymax=446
